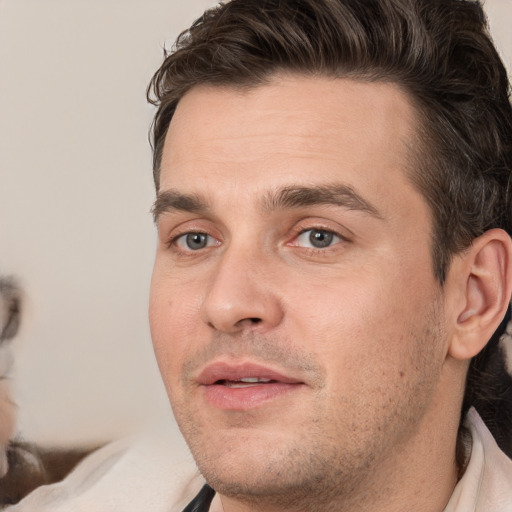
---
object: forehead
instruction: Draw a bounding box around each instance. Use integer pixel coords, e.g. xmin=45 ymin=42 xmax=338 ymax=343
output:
xmin=159 ymin=75 xmax=423 ymax=218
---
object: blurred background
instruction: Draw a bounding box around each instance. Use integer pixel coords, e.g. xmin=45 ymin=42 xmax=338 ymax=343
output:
xmin=0 ymin=0 xmax=511 ymax=448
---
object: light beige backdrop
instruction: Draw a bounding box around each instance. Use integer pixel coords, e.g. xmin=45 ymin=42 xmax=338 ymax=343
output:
xmin=0 ymin=0 xmax=511 ymax=447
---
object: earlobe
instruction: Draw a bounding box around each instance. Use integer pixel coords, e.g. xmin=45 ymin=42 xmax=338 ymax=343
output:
xmin=449 ymin=229 xmax=512 ymax=361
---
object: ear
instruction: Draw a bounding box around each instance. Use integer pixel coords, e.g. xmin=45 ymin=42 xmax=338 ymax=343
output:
xmin=449 ymin=229 xmax=512 ymax=361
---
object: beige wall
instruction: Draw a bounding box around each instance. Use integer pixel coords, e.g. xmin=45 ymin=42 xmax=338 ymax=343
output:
xmin=0 ymin=0 xmax=511 ymax=447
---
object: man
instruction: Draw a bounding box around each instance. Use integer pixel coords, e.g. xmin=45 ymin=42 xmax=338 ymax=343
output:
xmin=146 ymin=0 xmax=512 ymax=510
xmin=7 ymin=0 xmax=512 ymax=510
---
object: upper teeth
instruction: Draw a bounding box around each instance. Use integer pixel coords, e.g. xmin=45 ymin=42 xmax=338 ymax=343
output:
xmin=223 ymin=377 xmax=273 ymax=388
xmin=238 ymin=378 xmax=271 ymax=383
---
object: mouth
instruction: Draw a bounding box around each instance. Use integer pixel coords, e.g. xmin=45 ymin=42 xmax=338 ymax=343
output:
xmin=197 ymin=362 xmax=305 ymax=410
xmin=215 ymin=377 xmax=276 ymax=388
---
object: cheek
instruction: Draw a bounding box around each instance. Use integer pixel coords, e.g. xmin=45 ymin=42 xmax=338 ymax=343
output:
xmin=149 ymin=272 xmax=199 ymax=387
xmin=292 ymin=265 xmax=436 ymax=381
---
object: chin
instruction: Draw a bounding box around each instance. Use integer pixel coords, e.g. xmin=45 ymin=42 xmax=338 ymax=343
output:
xmin=186 ymin=423 xmax=342 ymax=503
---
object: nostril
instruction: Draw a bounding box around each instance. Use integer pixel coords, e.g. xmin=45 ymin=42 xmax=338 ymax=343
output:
xmin=235 ymin=317 xmax=263 ymax=327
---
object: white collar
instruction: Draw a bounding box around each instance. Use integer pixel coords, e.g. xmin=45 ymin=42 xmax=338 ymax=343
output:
xmin=443 ymin=407 xmax=512 ymax=511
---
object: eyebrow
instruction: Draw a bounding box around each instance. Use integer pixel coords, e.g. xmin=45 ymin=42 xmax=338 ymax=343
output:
xmin=261 ymin=184 xmax=382 ymax=218
xmin=152 ymin=183 xmax=382 ymax=223
xmin=152 ymin=190 xmax=210 ymax=223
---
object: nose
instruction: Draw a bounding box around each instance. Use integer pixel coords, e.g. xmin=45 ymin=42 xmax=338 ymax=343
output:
xmin=200 ymin=246 xmax=284 ymax=334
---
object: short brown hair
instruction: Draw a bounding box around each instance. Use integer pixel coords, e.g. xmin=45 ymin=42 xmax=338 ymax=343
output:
xmin=147 ymin=0 xmax=512 ymax=456
xmin=148 ymin=0 xmax=512 ymax=283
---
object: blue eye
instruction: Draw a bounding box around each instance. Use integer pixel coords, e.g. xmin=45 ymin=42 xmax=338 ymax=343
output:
xmin=176 ymin=232 xmax=211 ymax=251
xmin=296 ymin=229 xmax=341 ymax=249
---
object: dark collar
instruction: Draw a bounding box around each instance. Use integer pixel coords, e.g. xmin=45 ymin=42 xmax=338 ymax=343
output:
xmin=182 ymin=484 xmax=216 ymax=512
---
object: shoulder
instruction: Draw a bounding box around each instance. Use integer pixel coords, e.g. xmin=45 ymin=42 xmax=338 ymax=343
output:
xmin=5 ymin=415 xmax=203 ymax=512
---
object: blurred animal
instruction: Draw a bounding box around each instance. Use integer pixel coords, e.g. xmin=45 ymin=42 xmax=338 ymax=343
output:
xmin=0 ymin=278 xmax=20 ymax=479
xmin=0 ymin=279 xmax=98 ymax=507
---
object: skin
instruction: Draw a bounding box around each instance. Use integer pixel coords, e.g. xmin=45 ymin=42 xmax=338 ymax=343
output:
xmin=149 ymin=75 xmax=491 ymax=512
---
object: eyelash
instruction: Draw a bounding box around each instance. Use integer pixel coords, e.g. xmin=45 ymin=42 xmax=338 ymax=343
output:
xmin=170 ymin=231 xmax=219 ymax=252
xmin=289 ymin=227 xmax=346 ymax=251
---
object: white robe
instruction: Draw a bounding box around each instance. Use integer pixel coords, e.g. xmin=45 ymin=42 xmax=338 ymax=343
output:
xmin=7 ymin=408 xmax=512 ymax=511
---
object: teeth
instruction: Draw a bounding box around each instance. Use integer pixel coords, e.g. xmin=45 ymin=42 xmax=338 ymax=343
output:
xmin=222 ymin=377 xmax=273 ymax=388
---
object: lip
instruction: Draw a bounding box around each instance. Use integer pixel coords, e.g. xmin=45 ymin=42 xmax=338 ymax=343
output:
xmin=197 ymin=361 xmax=305 ymax=411
xmin=198 ymin=361 xmax=303 ymax=385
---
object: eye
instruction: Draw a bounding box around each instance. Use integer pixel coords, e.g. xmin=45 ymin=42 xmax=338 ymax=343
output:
xmin=295 ymin=229 xmax=342 ymax=249
xmin=175 ymin=232 xmax=215 ymax=251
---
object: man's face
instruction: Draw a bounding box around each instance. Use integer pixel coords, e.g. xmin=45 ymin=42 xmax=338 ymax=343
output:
xmin=150 ymin=76 xmax=451 ymax=505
